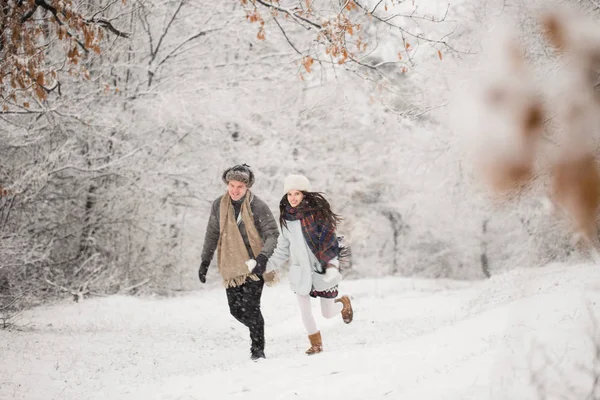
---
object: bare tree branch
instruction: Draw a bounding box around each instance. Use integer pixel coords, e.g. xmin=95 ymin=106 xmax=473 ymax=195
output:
xmin=48 ymin=146 xmax=148 ymax=175
xmin=87 ymin=17 xmax=130 ymax=38
xmin=254 ymin=0 xmax=322 ymax=30
xmin=157 ymin=28 xmax=221 ymax=67
xmin=352 ymin=0 xmax=461 ymax=53
xmin=150 ymin=0 xmax=185 ymax=65
xmin=121 ymin=278 xmax=150 ymax=293
xmin=273 ymin=16 xmax=302 ymax=55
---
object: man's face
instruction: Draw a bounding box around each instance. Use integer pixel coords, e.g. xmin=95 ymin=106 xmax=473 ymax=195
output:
xmin=228 ymin=180 xmax=248 ymax=201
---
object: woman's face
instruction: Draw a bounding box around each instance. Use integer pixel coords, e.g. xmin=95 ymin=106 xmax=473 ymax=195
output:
xmin=287 ymin=190 xmax=304 ymax=208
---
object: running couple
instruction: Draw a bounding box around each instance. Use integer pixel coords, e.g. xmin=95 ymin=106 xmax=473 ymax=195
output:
xmin=198 ymin=164 xmax=353 ymax=360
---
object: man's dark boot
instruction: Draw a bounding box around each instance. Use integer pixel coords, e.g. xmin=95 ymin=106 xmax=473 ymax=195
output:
xmin=250 ymin=347 xmax=265 ymax=360
xmin=249 ymin=321 xmax=265 ymax=360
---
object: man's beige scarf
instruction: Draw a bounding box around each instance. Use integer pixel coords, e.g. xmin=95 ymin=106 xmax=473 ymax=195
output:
xmin=217 ymin=192 xmax=277 ymax=288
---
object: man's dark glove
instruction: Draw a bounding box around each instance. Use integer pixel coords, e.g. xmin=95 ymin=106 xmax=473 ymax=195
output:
xmin=252 ymin=254 xmax=268 ymax=275
xmin=198 ymin=260 xmax=210 ymax=283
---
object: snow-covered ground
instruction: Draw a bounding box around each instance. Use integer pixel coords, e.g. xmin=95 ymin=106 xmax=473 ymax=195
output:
xmin=3 ymin=264 xmax=600 ymax=400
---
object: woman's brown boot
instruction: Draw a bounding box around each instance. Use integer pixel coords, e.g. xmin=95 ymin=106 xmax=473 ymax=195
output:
xmin=306 ymin=331 xmax=323 ymax=355
xmin=335 ymin=295 xmax=353 ymax=324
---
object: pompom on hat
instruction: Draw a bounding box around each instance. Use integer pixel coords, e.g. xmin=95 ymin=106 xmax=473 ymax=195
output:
xmin=283 ymin=174 xmax=312 ymax=194
xmin=222 ymin=164 xmax=255 ymax=188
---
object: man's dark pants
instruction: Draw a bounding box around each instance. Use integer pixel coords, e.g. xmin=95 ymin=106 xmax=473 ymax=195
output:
xmin=226 ymin=277 xmax=265 ymax=353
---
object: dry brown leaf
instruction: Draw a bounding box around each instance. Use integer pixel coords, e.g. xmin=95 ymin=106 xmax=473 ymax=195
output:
xmin=257 ymin=27 xmax=266 ymax=40
xmin=303 ymin=56 xmax=314 ymax=73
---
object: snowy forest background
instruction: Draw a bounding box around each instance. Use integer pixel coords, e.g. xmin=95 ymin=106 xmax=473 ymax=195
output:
xmin=2 ymin=0 xmax=600 ymax=313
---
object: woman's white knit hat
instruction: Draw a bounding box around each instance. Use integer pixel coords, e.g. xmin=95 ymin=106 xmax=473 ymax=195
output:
xmin=283 ymin=174 xmax=312 ymax=194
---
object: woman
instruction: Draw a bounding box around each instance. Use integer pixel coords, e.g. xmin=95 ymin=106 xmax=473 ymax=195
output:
xmin=266 ymin=174 xmax=353 ymax=355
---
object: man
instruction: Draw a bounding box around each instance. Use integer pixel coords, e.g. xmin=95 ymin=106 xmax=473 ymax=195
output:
xmin=199 ymin=164 xmax=279 ymax=360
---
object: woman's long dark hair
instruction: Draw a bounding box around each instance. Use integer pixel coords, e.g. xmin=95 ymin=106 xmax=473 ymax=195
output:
xmin=279 ymin=191 xmax=342 ymax=229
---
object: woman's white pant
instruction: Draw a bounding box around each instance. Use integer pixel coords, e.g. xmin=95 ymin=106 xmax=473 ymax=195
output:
xmin=296 ymin=294 xmax=343 ymax=335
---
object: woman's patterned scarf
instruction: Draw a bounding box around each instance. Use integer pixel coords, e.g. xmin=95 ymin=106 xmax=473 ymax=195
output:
xmin=283 ymin=203 xmax=339 ymax=269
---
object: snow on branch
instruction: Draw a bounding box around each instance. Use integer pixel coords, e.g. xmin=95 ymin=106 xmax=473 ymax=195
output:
xmin=240 ymin=0 xmax=460 ymax=75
